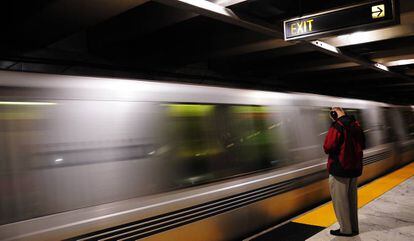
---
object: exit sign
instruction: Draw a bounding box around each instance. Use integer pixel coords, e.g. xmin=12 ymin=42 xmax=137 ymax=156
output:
xmin=284 ymin=0 xmax=399 ymax=41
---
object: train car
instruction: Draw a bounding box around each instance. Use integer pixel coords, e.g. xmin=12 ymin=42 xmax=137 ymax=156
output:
xmin=0 ymin=70 xmax=413 ymax=241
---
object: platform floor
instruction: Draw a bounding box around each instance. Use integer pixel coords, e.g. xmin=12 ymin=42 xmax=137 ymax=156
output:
xmin=246 ymin=162 xmax=414 ymax=241
xmin=307 ymin=175 xmax=414 ymax=241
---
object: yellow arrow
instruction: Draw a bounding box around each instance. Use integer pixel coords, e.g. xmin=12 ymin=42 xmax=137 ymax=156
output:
xmin=372 ymin=4 xmax=385 ymax=19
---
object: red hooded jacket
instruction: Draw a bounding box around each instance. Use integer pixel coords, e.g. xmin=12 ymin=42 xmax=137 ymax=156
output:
xmin=323 ymin=115 xmax=366 ymax=177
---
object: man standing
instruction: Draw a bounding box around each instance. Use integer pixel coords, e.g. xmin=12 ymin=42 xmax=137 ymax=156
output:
xmin=323 ymin=107 xmax=366 ymax=237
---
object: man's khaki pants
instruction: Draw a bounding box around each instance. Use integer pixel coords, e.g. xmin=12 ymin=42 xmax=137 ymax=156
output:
xmin=329 ymin=175 xmax=359 ymax=234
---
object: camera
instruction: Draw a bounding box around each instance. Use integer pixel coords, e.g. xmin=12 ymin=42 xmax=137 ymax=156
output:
xmin=330 ymin=111 xmax=338 ymax=120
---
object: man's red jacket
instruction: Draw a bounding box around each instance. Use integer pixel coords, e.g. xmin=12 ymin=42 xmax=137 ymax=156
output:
xmin=323 ymin=115 xmax=366 ymax=177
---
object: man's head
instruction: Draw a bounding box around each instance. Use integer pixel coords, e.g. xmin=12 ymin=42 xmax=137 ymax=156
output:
xmin=330 ymin=107 xmax=345 ymax=121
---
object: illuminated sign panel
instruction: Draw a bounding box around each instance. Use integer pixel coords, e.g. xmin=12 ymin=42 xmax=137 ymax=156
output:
xmin=284 ymin=0 xmax=398 ymax=41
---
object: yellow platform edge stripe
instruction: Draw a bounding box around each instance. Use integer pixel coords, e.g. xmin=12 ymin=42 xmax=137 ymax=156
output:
xmin=293 ymin=161 xmax=414 ymax=227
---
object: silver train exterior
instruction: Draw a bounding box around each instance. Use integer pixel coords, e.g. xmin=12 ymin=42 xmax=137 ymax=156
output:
xmin=0 ymin=70 xmax=413 ymax=241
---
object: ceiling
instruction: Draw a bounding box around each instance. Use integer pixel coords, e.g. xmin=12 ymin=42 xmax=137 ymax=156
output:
xmin=1 ymin=0 xmax=414 ymax=104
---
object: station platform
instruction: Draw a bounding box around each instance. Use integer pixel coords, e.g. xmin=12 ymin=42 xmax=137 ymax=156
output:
xmin=245 ymin=162 xmax=414 ymax=241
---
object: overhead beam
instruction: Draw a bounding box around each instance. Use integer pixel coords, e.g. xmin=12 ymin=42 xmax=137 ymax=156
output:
xmin=158 ymin=0 xmax=413 ymax=83
xmin=153 ymin=0 xmax=282 ymax=37
xmin=378 ymin=81 xmax=414 ymax=88
xmin=217 ymin=21 xmax=414 ymax=65
xmin=366 ymin=45 xmax=414 ymax=60
xmin=324 ymin=25 xmax=414 ymax=48
xmin=214 ymin=10 xmax=414 ymax=58
xmin=274 ymin=71 xmax=394 ymax=85
xmin=210 ymin=38 xmax=292 ymax=58
xmin=375 ymin=54 xmax=414 ymax=66
xmin=87 ymin=0 xmax=292 ymax=59
xmin=279 ymin=61 xmax=359 ymax=74
xmin=307 ymin=40 xmax=414 ymax=82
xmin=212 ymin=0 xmax=247 ymax=6
xmin=6 ymin=0 xmax=150 ymax=49
xmin=406 ymin=69 xmax=414 ymax=76
xmin=273 ymin=53 xmax=414 ymax=75
xmin=372 ymin=87 xmax=414 ymax=93
xmin=330 ymin=73 xmax=394 ymax=82
xmin=315 ymin=10 xmax=414 ymax=47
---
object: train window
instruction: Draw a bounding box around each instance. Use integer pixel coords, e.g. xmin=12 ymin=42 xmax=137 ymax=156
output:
xmin=0 ymin=103 xmax=51 ymax=171
xmin=225 ymin=105 xmax=286 ymax=170
xmin=160 ymin=104 xmax=219 ymax=186
xmin=160 ymin=104 xmax=287 ymax=189
xmin=382 ymin=108 xmax=396 ymax=143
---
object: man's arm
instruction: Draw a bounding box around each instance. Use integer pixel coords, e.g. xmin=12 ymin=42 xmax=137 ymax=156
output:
xmin=323 ymin=123 xmax=342 ymax=154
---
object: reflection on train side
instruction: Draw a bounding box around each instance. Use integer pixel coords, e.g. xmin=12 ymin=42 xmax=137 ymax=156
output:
xmin=1 ymin=101 xmax=414 ymax=226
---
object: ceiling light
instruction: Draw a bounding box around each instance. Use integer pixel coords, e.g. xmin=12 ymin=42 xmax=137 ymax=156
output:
xmin=385 ymin=59 xmax=414 ymax=67
xmin=337 ymin=31 xmax=371 ymax=43
xmin=325 ymin=30 xmax=383 ymax=47
xmin=311 ymin=40 xmax=339 ymax=54
xmin=374 ymin=63 xmax=389 ymax=71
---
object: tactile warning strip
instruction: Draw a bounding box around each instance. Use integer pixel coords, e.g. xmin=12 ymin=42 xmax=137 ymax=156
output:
xmin=293 ymin=161 xmax=414 ymax=227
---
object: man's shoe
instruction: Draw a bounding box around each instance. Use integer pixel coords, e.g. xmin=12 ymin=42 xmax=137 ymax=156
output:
xmin=330 ymin=229 xmax=355 ymax=237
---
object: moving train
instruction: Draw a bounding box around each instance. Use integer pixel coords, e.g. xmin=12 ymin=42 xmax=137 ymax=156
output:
xmin=0 ymin=70 xmax=413 ymax=241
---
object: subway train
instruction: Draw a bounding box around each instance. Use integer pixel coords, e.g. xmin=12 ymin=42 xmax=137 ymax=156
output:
xmin=0 ymin=70 xmax=413 ymax=241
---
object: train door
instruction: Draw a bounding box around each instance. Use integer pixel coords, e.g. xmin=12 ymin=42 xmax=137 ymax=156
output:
xmin=290 ymin=106 xmax=328 ymax=162
xmin=398 ymin=107 xmax=414 ymax=165
xmin=275 ymin=106 xmax=308 ymax=163
xmin=386 ymin=107 xmax=407 ymax=166
xmin=383 ymin=107 xmax=401 ymax=166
